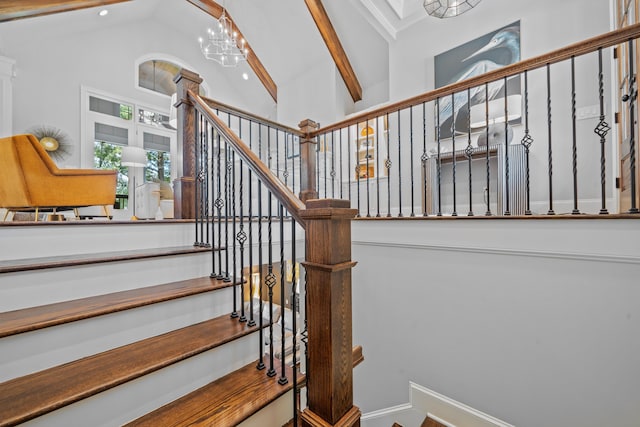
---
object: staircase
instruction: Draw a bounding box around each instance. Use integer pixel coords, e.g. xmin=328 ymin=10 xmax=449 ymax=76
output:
xmin=0 ymin=220 xmax=298 ymax=427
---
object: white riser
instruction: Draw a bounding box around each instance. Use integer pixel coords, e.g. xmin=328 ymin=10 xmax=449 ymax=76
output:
xmin=238 ymin=390 xmax=295 ymax=427
xmin=0 ymin=253 xmax=213 ymax=311
xmin=0 ymin=287 xmax=236 ymax=382
xmin=0 ymin=223 xmax=199 ymax=261
xmin=21 ymin=331 xmax=260 ymax=427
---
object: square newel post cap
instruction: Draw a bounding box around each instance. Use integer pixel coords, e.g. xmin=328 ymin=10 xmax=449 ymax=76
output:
xmin=301 ymin=199 xmax=358 ymax=220
xmin=173 ymin=68 xmax=203 ymax=85
xmin=299 ymin=119 xmax=320 ymax=133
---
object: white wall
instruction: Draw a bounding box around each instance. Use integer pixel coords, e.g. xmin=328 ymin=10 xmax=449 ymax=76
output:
xmin=0 ymin=1 xmax=274 ymax=167
xmin=352 ymin=218 xmax=640 ymax=427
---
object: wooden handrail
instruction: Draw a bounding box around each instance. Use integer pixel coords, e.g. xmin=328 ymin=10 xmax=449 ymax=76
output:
xmin=201 ymin=95 xmax=304 ymax=137
xmin=311 ymin=22 xmax=640 ymax=136
xmin=188 ymin=90 xmax=307 ymax=228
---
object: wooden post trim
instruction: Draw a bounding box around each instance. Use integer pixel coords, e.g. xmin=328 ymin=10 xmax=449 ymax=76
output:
xmin=173 ymin=69 xmax=202 ymax=219
xmin=299 ymin=119 xmax=320 ymax=203
xmin=301 ymin=199 xmax=360 ymax=427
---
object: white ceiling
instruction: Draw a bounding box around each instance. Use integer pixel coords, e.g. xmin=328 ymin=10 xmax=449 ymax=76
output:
xmin=0 ymin=0 xmax=429 ymax=103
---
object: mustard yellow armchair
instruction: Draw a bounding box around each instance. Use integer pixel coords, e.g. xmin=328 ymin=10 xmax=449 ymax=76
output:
xmin=0 ymin=134 xmax=117 ymax=221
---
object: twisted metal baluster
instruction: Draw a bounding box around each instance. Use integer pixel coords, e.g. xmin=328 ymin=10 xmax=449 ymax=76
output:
xmin=484 ymin=85 xmax=492 ymax=216
xmin=284 ymin=133 xmax=289 ymax=189
xmin=209 ymin=122 xmax=218 ymax=275
xmin=331 ymin=130 xmax=336 ymax=198
xmin=571 ymin=57 xmax=580 ymax=215
xmin=256 ymin=131 xmax=265 ymax=371
xmin=237 ymin=120 xmax=247 ymax=323
xmin=230 ymin=148 xmax=238 ymax=318
xmin=547 ymin=64 xmax=555 ymax=215
xmin=224 ymin=140 xmax=231 ymax=282
xmin=595 ymin=48 xmax=610 ymax=214
xmin=436 ymin=98 xmax=443 ymax=217
xmin=356 ymin=130 xmax=361 ymax=217
xmin=278 ymin=203 xmax=288 ymax=385
xmin=521 ymin=71 xmax=534 ymax=215
xmin=422 ymin=102 xmax=429 ymax=217
xmin=289 ymin=218 xmax=298 ymax=424
xmin=466 ymin=88 xmax=474 ymax=216
xmin=451 ymin=94 xmax=458 ymax=217
xmin=215 ymin=130 xmax=224 ymax=278
xmin=503 ymin=76 xmax=511 ymax=216
xmin=626 ymin=40 xmax=639 ymax=213
xmin=266 ymin=191 xmax=277 ymax=378
xmin=386 ymin=112 xmax=392 ymax=217
xmin=248 ymin=121 xmax=256 ymax=327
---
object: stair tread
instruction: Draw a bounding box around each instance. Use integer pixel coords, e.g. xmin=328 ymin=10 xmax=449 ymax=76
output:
xmin=0 ymin=314 xmax=258 ymax=426
xmin=126 ymin=360 xmax=304 ymax=427
xmin=0 ymin=245 xmax=215 ymax=274
xmin=0 ymin=276 xmax=233 ymax=338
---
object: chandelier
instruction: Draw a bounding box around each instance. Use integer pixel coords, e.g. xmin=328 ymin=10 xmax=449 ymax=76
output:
xmin=423 ymin=0 xmax=481 ymax=18
xmin=198 ymin=8 xmax=248 ymax=67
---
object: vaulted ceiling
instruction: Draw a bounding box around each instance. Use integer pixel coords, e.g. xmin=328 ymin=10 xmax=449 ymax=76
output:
xmin=0 ymin=0 xmax=426 ymax=107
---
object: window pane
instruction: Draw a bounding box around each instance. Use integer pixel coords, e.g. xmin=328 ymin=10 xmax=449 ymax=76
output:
xmin=93 ymin=141 xmax=129 ymax=195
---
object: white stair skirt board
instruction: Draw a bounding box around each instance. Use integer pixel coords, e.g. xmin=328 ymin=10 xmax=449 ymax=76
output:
xmin=361 ymin=382 xmax=514 ymax=427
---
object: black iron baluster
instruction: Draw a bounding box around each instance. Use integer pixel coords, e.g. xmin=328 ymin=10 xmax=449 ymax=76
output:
xmin=248 ymin=121 xmax=256 ymax=327
xmin=256 ymin=126 xmax=265 ymax=372
xmin=195 ymin=113 xmax=203 ymax=245
xmin=224 ymin=140 xmax=231 ymax=282
xmin=422 ymin=102 xmax=429 ymax=217
xmin=410 ymin=106 xmax=415 ymax=217
xmin=323 ymin=133 xmax=328 ymax=198
xmin=230 ymin=148 xmax=238 ymax=318
xmin=215 ymin=130 xmax=224 ymax=278
xmin=503 ymin=76 xmax=511 ymax=216
xmin=348 ymin=127 xmax=352 ymax=203
xmin=484 ymin=85 xmax=492 ymax=216
xmin=276 ymin=129 xmax=280 ymax=179
xmin=571 ymin=57 xmax=580 ymax=215
xmin=278 ymin=203 xmax=288 ymax=385
xmin=595 ymin=48 xmax=610 ymax=215
xmin=376 ymin=116 xmax=381 ymax=217
xmin=451 ymin=94 xmax=458 ymax=217
xmin=365 ymin=123 xmax=371 ymax=217
xmin=290 ymin=218 xmax=298 ymax=425
xmin=626 ymin=40 xmax=639 ymax=213
xmin=386 ymin=112 xmax=392 ymax=217
xmin=466 ymin=88 xmax=474 ymax=216
xmin=547 ymin=64 xmax=555 ymax=215
xmin=436 ymin=98 xmax=443 ymax=217
xmin=316 ymin=136 xmax=321 ymax=198
xmin=204 ymin=120 xmax=211 ymax=246
xmin=237 ymin=120 xmax=247 ymax=323
xmin=331 ymin=130 xmax=336 ymax=198
xmin=356 ymin=130 xmax=361 ymax=217
xmin=397 ymin=110 xmax=403 ymax=217
xmin=521 ymin=71 xmax=534 ymax=215
xmin=266 ymin=190 xmax=277 ymax=378
xmin=210 ymin=122 xmax=218 ymax=276
xmin=340 ymin=129 xmax=344 ymax=200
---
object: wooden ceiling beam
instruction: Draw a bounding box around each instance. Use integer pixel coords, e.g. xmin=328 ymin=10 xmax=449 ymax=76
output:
xmin=304 ymin=0 xmax=362 ymax=103
xmin=0 ymin=0 xmax=130 ymax=23
xmin=186 ymin=0 xmax=278 ymax=103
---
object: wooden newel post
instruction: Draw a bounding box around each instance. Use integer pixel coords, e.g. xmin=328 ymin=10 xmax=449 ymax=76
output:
xmin=299 ymin=119 xmax=319 ymax=203
xmin=300 ymin=199 xmax=360 ymax=427
xmin=173 ymin=68 xmax=203 ymax=219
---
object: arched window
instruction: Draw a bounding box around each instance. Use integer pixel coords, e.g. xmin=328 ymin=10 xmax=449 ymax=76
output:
xmin=138 ymin=59 xmax=180 ymax=96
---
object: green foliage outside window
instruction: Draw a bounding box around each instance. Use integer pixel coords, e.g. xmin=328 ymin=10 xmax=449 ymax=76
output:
xmin=93 ymin=141 xmax=128 ymax=194
xmin=119 ymin=104 xmax=133 ymax=120
xmin=146 ymin=150 xmax=170 ymax=183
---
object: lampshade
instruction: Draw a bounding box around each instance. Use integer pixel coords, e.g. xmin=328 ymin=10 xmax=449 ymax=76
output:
xmin=424 ymin=0 xmax=481 ymax=19
xmin=469 ymin=94 xmax=522 ymax=129
xmin=121 ymin=146 xmax=147 ymax=167
xmin=169 ymin=93 xmax=178 ymax=129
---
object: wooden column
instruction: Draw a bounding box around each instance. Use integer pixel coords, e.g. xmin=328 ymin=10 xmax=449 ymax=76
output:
xmin=300 ymin=199 xmax=360 ymax=427
xmin=173 ymin=68 xmax=203 ymax=219
xmin=299 ymin=119 xmax=319 ymax=203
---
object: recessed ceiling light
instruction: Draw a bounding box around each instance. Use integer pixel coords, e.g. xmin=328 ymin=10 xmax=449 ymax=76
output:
xmin=242 ymin=73 xmax=249 ymax=80
xmin=99 ymin=9 xmax=109 ymax=17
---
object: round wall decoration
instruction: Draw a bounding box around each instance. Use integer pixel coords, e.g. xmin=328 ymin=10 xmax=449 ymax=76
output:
xmin=28 ymin=125 xmax=73 ymax=162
